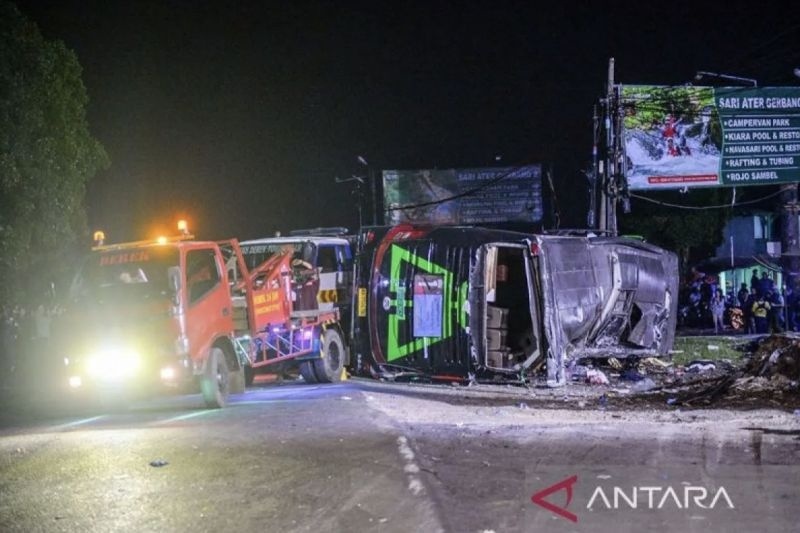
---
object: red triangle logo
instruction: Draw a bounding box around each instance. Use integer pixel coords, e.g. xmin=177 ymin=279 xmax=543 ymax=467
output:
xmin=531 ymin=475 xmax=579 ymax=522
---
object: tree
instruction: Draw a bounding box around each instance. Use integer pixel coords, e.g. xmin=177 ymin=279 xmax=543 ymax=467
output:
xmin=0 ymin=2 xmax=108 ymax=306
xmin=618 ymin=189 xmax=728 ymax=278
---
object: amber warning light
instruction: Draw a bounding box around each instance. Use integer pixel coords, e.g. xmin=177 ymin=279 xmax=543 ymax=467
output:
xmin=93 ymin=230 xmax=105 ymax=246
xmin=177 ymin=219 xmax=189 ymax=235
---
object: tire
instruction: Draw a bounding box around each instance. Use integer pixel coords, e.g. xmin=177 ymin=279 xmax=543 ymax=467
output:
xmin=298 ymin=361 xmax=318 ymax=384
xmin=201 ymin=347 xmax=229 ymax=408
xmin=229 ymin=367 xmax=246 ymax=394
xmin=244 ymin=365 xmax=255 ymax=387
xmin=312 ymin=328 xmax=345 ymax=383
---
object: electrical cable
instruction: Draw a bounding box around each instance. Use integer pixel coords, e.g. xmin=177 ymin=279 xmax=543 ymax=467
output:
xmin=752 ymin=255 xmax=782 ymax=273
xmin=545 ymin=167 xmax=561 ymax=229
xmin=629 ymin=188 xmax=785 ymax=210
xmin=724 ymin=23 xmax=800 ymax=75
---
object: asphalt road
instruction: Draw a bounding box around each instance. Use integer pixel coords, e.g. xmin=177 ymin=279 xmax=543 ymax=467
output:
xmin=0 ymin=381 xmax=442 ymax=532
xmin=1 ymin=379 xmax=799 ymax=533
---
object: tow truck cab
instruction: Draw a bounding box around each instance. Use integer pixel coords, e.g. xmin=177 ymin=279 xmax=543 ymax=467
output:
xmin=238 ymin=234 xmax=353 ymax=318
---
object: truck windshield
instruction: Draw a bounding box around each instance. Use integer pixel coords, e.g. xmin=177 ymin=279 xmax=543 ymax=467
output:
xmin=240 ymin=242 xmax=303 ymax=270
xmin=71 ymin=247 xmax=179 ymax=300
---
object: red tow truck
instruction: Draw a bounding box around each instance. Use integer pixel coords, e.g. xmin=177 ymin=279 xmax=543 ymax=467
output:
xmin=57 ymin=222 xmax=348 ymax=408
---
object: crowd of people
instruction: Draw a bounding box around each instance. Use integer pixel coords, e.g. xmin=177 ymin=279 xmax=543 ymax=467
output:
xmin=681 ymin=268 xmax=798 ymax=334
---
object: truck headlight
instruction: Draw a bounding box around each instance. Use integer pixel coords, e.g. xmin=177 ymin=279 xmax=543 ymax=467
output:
xmin=86 ymin=347 xmax=141 ymax=379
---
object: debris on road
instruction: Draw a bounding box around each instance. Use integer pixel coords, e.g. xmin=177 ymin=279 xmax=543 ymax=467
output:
xmin=149 ymin=459 xmax=169 ymax=467
xmin=598 ymin=394 xmax=608 ymax=409
xmin=687 ymin=360 xmax=716 ymax=373
xmin=630 ymin=377 xmax=657 ymax=393
xmin=620 ymin=369 xmax=646 ymax=382
xmin=344 ymin=334 xmax=798 ymax=413
xmin=744 ymin=335 xmax=800 ymax=381
xmin=586 ymin=369 xmax=609 ymax=385
xmin=552 ymin=334 xmax=800 ymax=410
xmin=640 ymin=357 xmax=672 ymax=372
xmin=632 ymin=334 xmax=798 ymax=408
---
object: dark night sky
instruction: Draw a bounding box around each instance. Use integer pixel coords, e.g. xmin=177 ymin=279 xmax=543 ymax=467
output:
xmin=12 ymin=1 xmax=800 ymax=241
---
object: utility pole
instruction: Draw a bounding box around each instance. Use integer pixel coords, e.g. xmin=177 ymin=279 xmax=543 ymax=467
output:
xmin=371 ymin=166 xmax=379 ymax=225
xmin=587 ymin=104 xmax=599 ymax=228
xmin=780 ymin=183 xmax=800 ymax=285
xmin=600 ymin=57 xmax=616 ymax=234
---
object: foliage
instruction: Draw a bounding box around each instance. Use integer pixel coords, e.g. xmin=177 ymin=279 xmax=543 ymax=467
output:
xmin=671 ymin=335 xmax=746 ymax=366
xmin=621 ymin=85 xmax=722 ymax=148
xmin=619 ymin=189 xmax=728 ymax=274
xmin=622 ymin=85 xmax=715 ymax=128
xmin=0 ymin=2 xmax=108 ymax=306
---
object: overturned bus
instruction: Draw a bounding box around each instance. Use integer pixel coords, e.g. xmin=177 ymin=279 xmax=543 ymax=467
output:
xmin=350 ymin=225 xmax=678 ymax=386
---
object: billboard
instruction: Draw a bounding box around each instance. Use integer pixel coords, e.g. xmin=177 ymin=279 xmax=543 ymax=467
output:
xmin=621 ymin=85 xmax=800 ymax=190
xmin=383 ymin=165 xmax=543 ymax=225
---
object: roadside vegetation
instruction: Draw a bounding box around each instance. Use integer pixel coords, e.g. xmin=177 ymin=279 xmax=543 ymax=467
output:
xmin=670 ymin=335 xmax=749 ymax=366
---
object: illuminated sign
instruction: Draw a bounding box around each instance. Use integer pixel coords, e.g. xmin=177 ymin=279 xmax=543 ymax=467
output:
xmin=621 ymin=85 xmax=800 ymax=190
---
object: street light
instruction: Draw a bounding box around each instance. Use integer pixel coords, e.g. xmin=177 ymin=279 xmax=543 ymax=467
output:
xmin=694 ymin=71 xmax=758 ymax=87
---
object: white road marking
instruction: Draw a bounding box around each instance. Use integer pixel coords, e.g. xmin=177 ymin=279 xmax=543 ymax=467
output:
xmin=51 ymin=415 xmax=106 ymax=430
xmin=397 ymin=435 xmax=425 ymax=496
xmin=154 ymin=410 xmax=216 ymax=424
xmin=232 ymin=399 xmax=307 ymax=406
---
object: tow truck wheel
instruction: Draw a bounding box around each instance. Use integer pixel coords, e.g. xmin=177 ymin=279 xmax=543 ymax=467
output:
xmin=312 ymin=328 xmax=345 ymax=383
xmin=244 ymin=365 xmax=255 ymax=387
xmin=229 ymin=367 xmax=246 ymax=394
xmin=201 ymin=347 xmax=229 ymax=408
xmin=298 ymin=361 xmax=318 ymax=384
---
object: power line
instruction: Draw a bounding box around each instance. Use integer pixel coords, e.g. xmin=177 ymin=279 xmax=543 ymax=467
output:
xmin=725 ymin=22 xmax=800 ymax=73
xmin=629 ymin=188 xmax=785 ymax=210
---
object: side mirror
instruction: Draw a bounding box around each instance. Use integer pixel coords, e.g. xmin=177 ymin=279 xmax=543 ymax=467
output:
xmin=167 ymin=266 xmax=182 ymax=305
